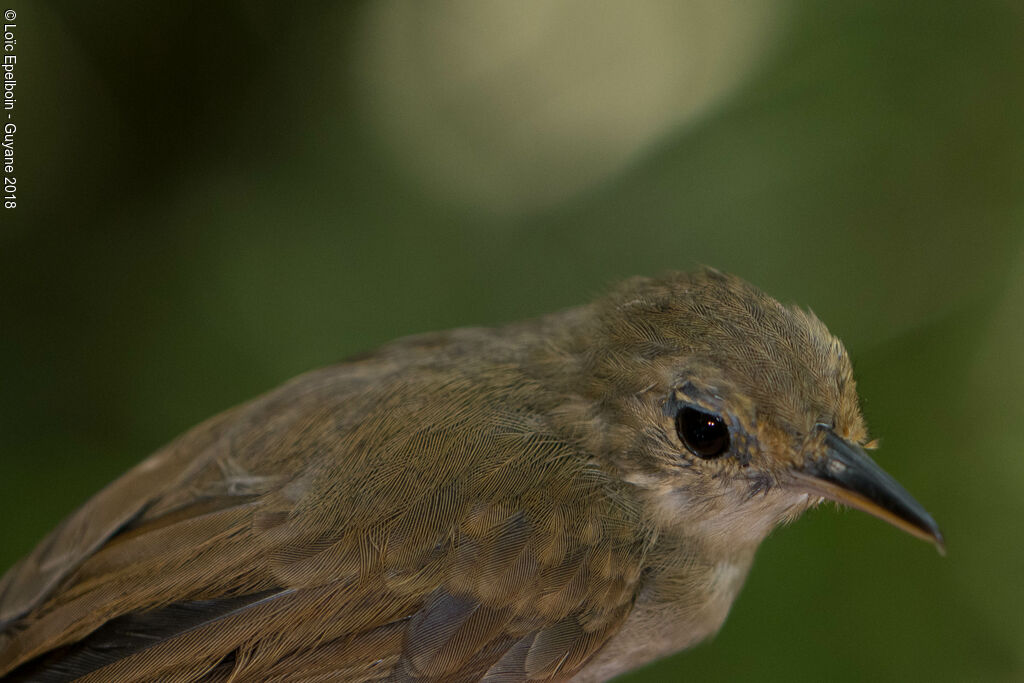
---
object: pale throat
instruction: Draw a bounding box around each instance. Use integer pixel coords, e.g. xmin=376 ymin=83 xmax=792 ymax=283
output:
xmin=630 ymin=468 xmax=814 ymax=552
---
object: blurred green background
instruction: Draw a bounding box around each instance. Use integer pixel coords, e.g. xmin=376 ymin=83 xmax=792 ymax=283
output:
xmin=1 ymin=1 xmax=1022 ymax=680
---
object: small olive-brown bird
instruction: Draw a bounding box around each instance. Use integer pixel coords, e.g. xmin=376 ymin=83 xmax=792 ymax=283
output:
xmin=0 ymin=270 xmax=942 ymax=682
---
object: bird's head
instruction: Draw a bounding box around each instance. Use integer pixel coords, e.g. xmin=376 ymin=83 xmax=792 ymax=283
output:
xmin=569 ymin=269 xmax=943 ymax=555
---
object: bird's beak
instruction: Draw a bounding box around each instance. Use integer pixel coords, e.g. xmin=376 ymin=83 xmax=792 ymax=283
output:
xmin=793 ymin=431 xmax=945 ymax=554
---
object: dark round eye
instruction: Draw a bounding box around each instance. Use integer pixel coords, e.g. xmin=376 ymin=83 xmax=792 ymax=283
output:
xmin=675 ymin=406 xmax=730 ymax=459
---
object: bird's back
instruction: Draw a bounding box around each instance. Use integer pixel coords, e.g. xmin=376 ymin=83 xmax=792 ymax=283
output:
xmin=0 ymin=321 xmax=653 ymax=681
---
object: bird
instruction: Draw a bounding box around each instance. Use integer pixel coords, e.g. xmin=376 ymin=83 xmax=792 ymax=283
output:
xmin=0 ymin=268 xmax=943 ymax=682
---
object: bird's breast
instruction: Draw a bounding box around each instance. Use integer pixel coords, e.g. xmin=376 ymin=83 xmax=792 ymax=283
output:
xmin=571 ymin=555 xmax=754 ymax=681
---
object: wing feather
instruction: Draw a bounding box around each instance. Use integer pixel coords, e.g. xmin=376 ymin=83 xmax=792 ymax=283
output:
xmin=0 ymin=346 xmax=654 ymax=680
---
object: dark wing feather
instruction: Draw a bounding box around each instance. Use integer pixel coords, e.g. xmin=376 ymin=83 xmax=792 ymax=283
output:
xmin=3 ymin=589 xmax=290 ymax=682
xmin=0 ymin=335 xmax=653 ymax=681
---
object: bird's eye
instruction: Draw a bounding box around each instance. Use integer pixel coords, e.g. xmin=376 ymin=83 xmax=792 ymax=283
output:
xmin=675 ymin=407 xmax=730 ymax=459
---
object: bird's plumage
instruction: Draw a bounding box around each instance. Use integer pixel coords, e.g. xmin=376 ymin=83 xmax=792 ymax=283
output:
xmin=0 ymin=270 xmax=938 ymax=681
